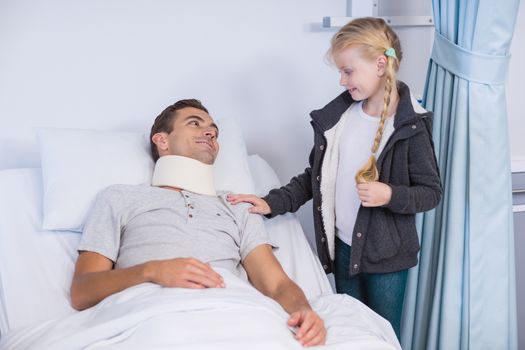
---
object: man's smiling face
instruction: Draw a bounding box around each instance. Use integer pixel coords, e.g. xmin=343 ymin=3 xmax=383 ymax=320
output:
xmin=155 ymin=107 xmax=220 ymax=165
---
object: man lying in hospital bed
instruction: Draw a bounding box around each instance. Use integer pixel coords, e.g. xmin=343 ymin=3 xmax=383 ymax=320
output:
xmin=0 ymin=100 xmax=401 ymax=349
xmin=71 ymin=99 xmax=325 ymax=347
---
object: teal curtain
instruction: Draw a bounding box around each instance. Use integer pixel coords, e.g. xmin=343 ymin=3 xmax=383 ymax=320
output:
xmin=401 ymin=1 xmax=520 ymax=349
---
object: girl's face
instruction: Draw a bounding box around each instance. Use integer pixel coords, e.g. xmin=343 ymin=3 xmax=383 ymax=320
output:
xmin=333 ymin=47 xmax=386 ymax=102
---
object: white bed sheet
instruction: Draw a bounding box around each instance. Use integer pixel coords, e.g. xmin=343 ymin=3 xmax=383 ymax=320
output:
xmin=0 ymin=168 xmax=79 ymax=332
xmin=248 ymin=154 xmax=334 ymax=300
xmin=0 ymin=269 xmax=398 ymax=350
xmin=0 ymin=161 xmax=401 ymax=349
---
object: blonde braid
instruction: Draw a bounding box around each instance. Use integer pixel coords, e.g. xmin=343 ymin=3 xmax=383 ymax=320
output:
xmin=327 ymin=17 xmax=401 ymax=183
xmin=355 ymin=57 xmax=396 ymax=184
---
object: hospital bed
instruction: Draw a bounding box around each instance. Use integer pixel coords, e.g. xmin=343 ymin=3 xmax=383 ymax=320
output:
xmin=0 ymin=118 xmax=401 ymax=349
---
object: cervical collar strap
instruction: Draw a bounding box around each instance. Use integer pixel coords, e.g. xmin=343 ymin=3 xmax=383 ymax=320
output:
xmin=151 ymin=155 xmax=217 ymax=196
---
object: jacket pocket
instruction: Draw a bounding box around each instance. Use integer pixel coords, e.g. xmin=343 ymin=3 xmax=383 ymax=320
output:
xmin=395 ymin=214 xmax=421 ymax=255
xmin=362 ymin=209 xmax=401 ymax=263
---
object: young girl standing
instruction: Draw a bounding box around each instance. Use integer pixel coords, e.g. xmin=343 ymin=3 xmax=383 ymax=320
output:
xmin=227 ymin=17 xmax=441 ymax=338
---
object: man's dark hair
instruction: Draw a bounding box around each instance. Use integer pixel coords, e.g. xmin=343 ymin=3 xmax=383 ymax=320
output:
xmin=149 ymin=99 xmax=209 ymax=162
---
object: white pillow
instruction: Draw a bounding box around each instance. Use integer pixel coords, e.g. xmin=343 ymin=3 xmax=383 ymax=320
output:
xmin=37 ymin=118 xmax=254 ymax=232
xmin=213 ymin=117 xmax=255 ymax=194
xmin=247 ymin=154 xmax=281 ymax=196
xmin=37 ymin=128 xmax=154 ymax=232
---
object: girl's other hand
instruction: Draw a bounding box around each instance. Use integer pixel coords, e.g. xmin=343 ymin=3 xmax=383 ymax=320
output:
xmin=357 ymin=181 xmax=392 ymax=207
xmin=226 ymin=194 xmax=272 ymax=215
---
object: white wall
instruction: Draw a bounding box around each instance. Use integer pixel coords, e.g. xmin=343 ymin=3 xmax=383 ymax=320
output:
xmin=0 ymin=0 xmax=433 ymax=248
xmin=0 ymin=0 xmax=346 ymax=171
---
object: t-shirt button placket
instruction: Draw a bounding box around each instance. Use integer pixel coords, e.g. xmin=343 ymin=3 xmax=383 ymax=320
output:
xmin=185 ymin=193 xmax=194 ymax=219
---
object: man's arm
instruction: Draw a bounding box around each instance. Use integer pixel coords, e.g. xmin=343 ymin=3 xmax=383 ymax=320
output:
xmin=243 ymin=245 xmax=326 ymax=347
xmin=70 ymin=251 xmax=225 ymax=311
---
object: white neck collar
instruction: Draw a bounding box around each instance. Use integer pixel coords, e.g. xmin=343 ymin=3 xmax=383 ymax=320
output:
xmin=151 ymin=155 xmax=217 ymax=196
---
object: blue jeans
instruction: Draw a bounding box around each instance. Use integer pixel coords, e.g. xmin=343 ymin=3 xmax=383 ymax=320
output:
xmin=334 ymin=236 xmax=408 ymax=339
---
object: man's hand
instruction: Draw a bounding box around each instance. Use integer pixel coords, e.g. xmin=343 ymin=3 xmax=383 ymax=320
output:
xmin=357 ymin=181 xmax=392 ymax=207
xmin=226 ymin=193 xmax=272 ymax=215
xmin=243 ymin=245 xmax=326 ymax=347
xmin=148 ymin=258 xmax=225 ymax=289
xmin=288 ymin=307 xmax=326 ymax=347
xmin=71 ymin=253 xmax=225 ymax=310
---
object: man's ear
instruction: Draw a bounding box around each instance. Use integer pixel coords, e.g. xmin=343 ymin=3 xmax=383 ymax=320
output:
xmin=152 ymin=133 xmax=169 ymax=154
xmin=376 ymin=55 xmax=387 ymax=77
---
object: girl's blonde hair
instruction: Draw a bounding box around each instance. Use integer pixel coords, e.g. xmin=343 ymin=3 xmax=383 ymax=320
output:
xmin=328 ymin=17 xmax=402 ymax=183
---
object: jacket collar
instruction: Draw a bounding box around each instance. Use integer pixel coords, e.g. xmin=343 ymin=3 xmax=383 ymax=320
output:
xmin=310 ymin=81 xmax=430 ymax=131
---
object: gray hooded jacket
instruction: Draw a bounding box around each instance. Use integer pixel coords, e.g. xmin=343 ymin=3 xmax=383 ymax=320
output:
xmin=263 ymin=81 xmax=442 ymax=275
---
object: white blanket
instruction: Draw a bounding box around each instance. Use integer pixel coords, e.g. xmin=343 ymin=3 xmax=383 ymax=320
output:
xmin=0 ymin=269 xmax=400 ymax=350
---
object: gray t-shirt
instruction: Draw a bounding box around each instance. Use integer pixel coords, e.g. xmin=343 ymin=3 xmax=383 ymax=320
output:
xmin=78 ymin=184 xmax=274 ymax=278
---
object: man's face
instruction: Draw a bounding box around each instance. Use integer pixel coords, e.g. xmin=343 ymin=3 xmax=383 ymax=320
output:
xmin=154 ymin=107 xmax=220 ymax=165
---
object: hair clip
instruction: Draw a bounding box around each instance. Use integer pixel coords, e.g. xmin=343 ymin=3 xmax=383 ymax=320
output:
xmin=385 ymin=47 xmax=397 ymax=58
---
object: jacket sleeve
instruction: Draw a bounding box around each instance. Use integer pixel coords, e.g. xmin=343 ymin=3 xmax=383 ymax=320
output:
xmin=385 ymin=120 xmax=442 ymax=214
xmin=262 ymin=148 xmax=314 ymax=217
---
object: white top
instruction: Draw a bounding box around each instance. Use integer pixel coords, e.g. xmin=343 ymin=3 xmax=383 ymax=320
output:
xmin=335 ymin=101 xmax=395 ymax=246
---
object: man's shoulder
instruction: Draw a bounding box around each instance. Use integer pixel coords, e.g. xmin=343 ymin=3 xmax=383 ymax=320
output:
xmin=101 ymin=183 xmax=151 ymax=194
xmin=97 ymin=184 xmax=154 ymax=204
xmin=216 ymin=191 xmax=254 ymax=218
